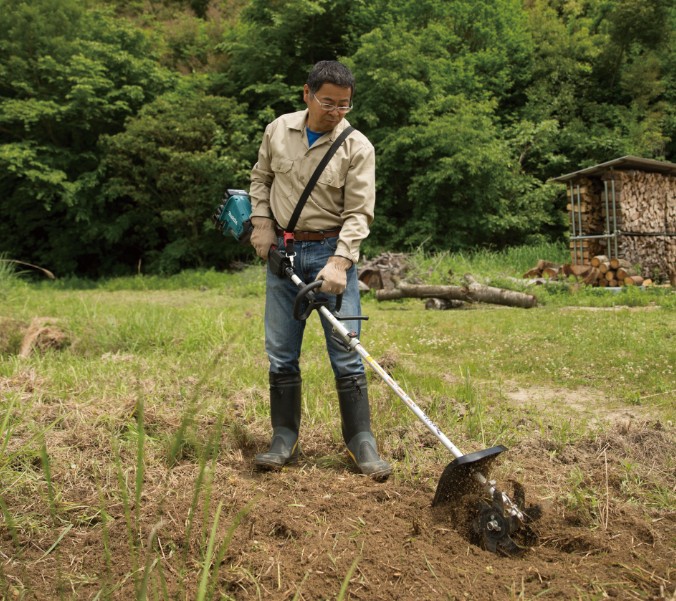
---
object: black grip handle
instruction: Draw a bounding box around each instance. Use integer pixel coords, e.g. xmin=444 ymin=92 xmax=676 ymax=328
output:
xmin=293 ymin=280 xmax=343 ymax=320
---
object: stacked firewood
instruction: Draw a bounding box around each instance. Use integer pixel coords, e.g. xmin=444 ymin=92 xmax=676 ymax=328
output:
xmin=602 ymin=170 xmax=676 ymax=279
xmin=567 ymin=177 xmax=607 ymax=261
xmin=587 ymin=255 xmax=648 ymax=287
xmin=523 ymin=257 xmax=652 ymax=287
xmin=567 ymin=170 xmax=675 ymax=279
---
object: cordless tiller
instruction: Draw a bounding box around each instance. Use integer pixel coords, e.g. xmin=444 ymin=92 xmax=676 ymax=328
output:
xmin=213 ymin=190 xmax=539 ymax=556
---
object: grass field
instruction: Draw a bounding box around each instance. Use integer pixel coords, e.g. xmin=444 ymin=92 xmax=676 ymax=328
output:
xmin=1 ymin=247 xmax=674 ymax=600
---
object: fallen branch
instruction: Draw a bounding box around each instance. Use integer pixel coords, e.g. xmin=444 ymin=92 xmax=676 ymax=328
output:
xmin=375 ymin=275 xmax=537 ymax=308
xmin=0 ymin=259 xmax=55 ymax=279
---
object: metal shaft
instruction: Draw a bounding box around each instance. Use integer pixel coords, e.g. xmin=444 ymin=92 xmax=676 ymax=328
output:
xmin=289 ymin=270 xmax=524 ymax=520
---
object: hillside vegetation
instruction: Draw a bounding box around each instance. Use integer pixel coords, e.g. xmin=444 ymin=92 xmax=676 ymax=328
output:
xmin=1 ymin=0 xmax=674 ymax=276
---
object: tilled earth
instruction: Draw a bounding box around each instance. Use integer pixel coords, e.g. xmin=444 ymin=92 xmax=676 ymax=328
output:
xmin=2 ymin=412 xmax=674 ymax=600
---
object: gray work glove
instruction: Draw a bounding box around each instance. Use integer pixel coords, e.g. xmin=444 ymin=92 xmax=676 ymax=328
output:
xmin=250 ymin=217 xmax=277 ymax=260
xmin=316 ymin=256 xmax=352 ymax=295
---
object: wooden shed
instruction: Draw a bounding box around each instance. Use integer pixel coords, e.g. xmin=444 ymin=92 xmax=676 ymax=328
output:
xmin=552 ymin=156 xmax=676 ymax=282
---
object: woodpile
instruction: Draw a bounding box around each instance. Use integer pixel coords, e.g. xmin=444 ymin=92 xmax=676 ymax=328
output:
xmin=566 ymin=169 xmax=675 ymax=280
xmin=567 ymin=177 xmax=607 ymax=261
xmin=358 ymin=252 xmax=410 ymax=291
xmin=523 ymin=256 xmax=655 ymax=288
xmin=604 ymin=170 xmax=676 ymax=279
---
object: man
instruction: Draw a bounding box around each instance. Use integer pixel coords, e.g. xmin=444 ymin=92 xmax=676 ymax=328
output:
xmin=249 ymin=60 xmax=391 ymax=480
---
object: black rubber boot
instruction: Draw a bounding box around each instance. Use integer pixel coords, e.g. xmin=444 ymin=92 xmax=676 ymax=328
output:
xmin=337 ymin=374 xmax=392 ymax=481
xmin=254 ymin=372 xmax=301 ymax=470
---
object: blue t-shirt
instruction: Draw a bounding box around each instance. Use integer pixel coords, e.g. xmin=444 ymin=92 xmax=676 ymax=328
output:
xmin=306 ymin=127 xmax=324 ymax=148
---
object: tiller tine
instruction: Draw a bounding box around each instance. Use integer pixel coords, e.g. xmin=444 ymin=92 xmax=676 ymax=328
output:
xmin=432 ymin=445 xmax=531 ymax=557
xmin=472 ymin=490 xmax=526 ymax=556
xmin=432 ymin=445 xmax=507 ymax=506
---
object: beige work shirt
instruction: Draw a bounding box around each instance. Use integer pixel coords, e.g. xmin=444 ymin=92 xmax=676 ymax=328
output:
xmin=250 ymin=109 xmax=375 ymax=264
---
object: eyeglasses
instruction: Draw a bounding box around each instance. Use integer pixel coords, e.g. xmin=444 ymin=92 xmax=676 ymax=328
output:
xmin=311 ymin=94 xmax=353 ymax=113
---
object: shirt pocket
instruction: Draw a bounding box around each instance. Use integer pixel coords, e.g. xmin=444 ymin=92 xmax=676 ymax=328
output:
xmin=271 ymin=157 xmax=293 ymax=174
xmin=271 ymin=157 xmax=294 ymax=201
xmin=317 ymin=165 xmax=346 ymax=189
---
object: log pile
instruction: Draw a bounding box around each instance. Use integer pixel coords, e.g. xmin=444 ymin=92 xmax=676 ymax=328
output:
xmin=604 ymin=170 xmax=676 ymax=279
xmin=358 ymin=252 xmax=410 ymax=291
xmin=567 ymin=169 xmax=675 ymax=280
xmin=523 ymin=256 xmax=654 ymax=287
xmin=567 ymin=177 xmax=607 ymax=261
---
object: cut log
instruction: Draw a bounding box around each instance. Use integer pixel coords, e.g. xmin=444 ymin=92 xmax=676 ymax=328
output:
xmin=568 ymin=264 xmax=592 ymax=277
xmin=542 ymin=266 xmax=561 ymax=279
xmin=534 ymin=259 xmax=557 ymax=271
xmin=609 ymin=257 xmax=632 ymax=270
xmin=616 ymin=267 xmax=636 ymax=280
xmin=375 ymin=277 xmax=537 ymax=308
xmin=583 ymin=267 xmax=600 ymax=286
xmin=591 ymin=255 xmax=609 ymax=267
xmin=463 ymin=275 xmax=537 ymax=307
xmin=624 ymin=275 xmax=644 ymax=286
xmin=424 ymin=298 xmax=466 ymax=310
xmin=358 ymin=268 xmax=384 ymax=290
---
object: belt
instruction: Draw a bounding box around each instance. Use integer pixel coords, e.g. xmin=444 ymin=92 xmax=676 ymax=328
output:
xmin=275 ymin=227 xmax=341 ymax=241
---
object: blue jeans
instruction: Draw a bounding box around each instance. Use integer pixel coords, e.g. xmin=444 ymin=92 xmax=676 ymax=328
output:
xmin=265 ymin=235 xmax=365 ymax=379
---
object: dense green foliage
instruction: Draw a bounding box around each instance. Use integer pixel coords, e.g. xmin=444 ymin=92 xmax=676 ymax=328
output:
xmin=1 ymin=0 xmax=674 ymax=276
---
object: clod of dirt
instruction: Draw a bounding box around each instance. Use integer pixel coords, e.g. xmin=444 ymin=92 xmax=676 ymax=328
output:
xmin=19 ymin=317 xmax=70 ymax=357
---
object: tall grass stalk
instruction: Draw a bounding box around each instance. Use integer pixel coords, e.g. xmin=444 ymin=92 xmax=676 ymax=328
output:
xmin=112 ymin=437 xmax=141 ymax=595
xmin=336 ymin=553 xmax=361 ymax=601
xmin=205 ymin=497 xmax=258 ymax=601
xmin=135 ymin=397 xmax=145 ymax=528
xmin=138 ymin=520 xmax=163 ymax=601
xmin=196 ymin=501 xmax=223 ymax=601
xmin=183 ymin=410 xmax=227 ymax=558
xmin=0 ymin=397 xmax=16 ymax=459
xmin=39 ymin=437 xmax=57 ymax=523
xmin=459 ymin=369 xmax=485 ymax=445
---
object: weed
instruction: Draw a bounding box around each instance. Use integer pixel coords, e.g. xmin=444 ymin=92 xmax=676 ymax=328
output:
xmin=563 ymin=466 xmax=602 ymax=527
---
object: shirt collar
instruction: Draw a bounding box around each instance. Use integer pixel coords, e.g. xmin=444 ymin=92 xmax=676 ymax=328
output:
xmin=288 ymin=109 xmax=351 ymax=142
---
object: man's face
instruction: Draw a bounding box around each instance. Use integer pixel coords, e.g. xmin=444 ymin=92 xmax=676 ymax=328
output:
xmin=303 ymin=83 xmax=352 ymax=133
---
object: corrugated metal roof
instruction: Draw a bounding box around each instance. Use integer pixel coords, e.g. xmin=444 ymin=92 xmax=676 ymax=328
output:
xmin=550 ymin=155 xmax=676 ymax=182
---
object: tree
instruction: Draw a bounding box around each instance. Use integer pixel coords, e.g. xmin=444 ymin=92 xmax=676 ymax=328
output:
xmin=213 ymin=0 xmax=355 ymax=115
xmin=0 ymin=0 xmax=174 ymax=274
xmin=346 ymin=0 xmax=555 ymax=252
xmin=101 ymin=85 xmax=258 ymax=274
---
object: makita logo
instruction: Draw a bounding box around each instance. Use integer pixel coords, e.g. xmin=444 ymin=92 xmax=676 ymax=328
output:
xmin=227 ymin=210 xmax=239 ymax=226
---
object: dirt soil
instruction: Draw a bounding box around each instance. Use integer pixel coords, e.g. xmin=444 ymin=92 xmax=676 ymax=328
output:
xmin=2 ymin=404 xmax=674 ymax=600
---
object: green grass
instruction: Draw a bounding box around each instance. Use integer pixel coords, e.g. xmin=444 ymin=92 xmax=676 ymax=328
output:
xmin=406 ymin=241 xmax=571 ymax=284
xmin=0 ymin=245 xmax=674 ymax=599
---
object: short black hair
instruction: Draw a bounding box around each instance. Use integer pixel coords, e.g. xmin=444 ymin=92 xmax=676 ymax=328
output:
xmin=306 ymin=61 xmax=355 ymax=95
